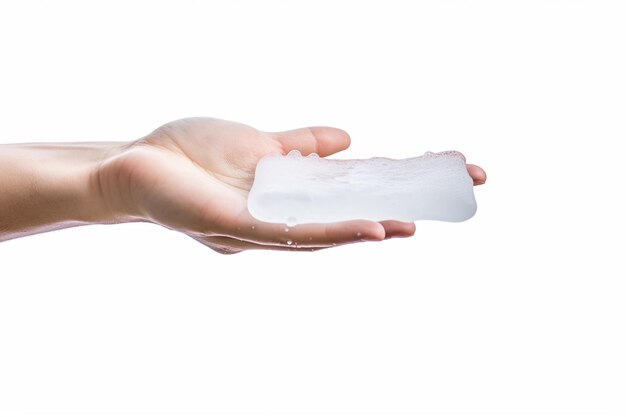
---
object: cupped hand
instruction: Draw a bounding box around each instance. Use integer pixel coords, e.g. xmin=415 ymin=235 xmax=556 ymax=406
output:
xmin=97 ymin=118 xmax=486 ymax=254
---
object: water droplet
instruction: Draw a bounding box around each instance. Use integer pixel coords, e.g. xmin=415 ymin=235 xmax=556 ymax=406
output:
xmin=356 ymin=232 xmax=362 ymax=238
xmin=331 ymin=243 xmax=336 ymax=246
xmin=286 ymin=240 xmax=293 ymax=245
xmin=286 ymin=216 xmax=297 ymax=227
xmin=287 ymin=149 xmax=301 ymax=157
xmin=308 ymin=236 xmax=313 ymax=241
xmin=284 ymin=227 xmax=290 ymax=232
xmin=307 ymin=152 xmax=320 ymax=158
xmin=251 ymin=225 xmax=256 ymax=230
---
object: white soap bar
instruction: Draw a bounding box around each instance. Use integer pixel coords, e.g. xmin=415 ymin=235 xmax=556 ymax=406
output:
xmin=248 ymin=150 xmax=477 ymax=225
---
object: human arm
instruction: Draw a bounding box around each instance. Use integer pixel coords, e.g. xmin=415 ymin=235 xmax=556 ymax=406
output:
xmin=0 ymin=118 xmax=486 ymax=253
xmin=0 ymin=142 xmax=123 ymax=241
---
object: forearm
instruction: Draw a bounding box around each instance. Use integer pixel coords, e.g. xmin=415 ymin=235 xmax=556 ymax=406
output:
xmin=0 ymin=142 xmax=126 ymax=242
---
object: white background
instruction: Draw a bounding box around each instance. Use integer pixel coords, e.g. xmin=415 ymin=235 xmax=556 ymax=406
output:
xmin=1 ymin=1 xmax=625 ymax=416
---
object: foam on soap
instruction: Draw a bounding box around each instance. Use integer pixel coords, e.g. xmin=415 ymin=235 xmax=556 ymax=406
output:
xmin=248 ymin=150 xmax=477 ymax=225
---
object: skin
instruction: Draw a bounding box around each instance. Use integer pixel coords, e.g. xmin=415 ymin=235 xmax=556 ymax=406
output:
xmin=0 ymin=117 xmax=487 ymax=254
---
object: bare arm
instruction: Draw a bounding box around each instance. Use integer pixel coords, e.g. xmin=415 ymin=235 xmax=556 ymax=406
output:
xmin=0 ymin=142 xmax=123 ymax=241
xmin=0 ymin=118 xmax=486 ymax=253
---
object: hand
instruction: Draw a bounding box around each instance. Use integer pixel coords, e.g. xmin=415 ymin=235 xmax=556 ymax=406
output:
xmin=97 ymin=117 xmax=487 ymax=254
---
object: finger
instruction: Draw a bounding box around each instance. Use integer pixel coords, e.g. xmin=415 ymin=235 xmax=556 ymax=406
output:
xmin=379 ymin=220 xmax=416 ymax=239
xmin=270 ymin=126 xmax=351 ymax=157
xmin=466 ymin=164 xmax=487 ymax=185
xmin=251 ymin=220 xmax=385 ymax=247
xmin=228 ymin=213 xmax=385 ymax=246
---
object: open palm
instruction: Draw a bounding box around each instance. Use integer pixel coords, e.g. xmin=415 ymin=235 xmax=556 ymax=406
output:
xmin=97 ymin=117 xmax=486 ymax=254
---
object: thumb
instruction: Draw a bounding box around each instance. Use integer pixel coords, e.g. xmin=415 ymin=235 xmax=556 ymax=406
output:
xmin=270 ymin=126 xmax=351 ymax=157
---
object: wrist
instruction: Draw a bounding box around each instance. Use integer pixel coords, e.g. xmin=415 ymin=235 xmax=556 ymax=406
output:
xmin=91 ymin=141 xmax=146 ymax=224
xmin=74 ymin=142 xmax=135 ymax=225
